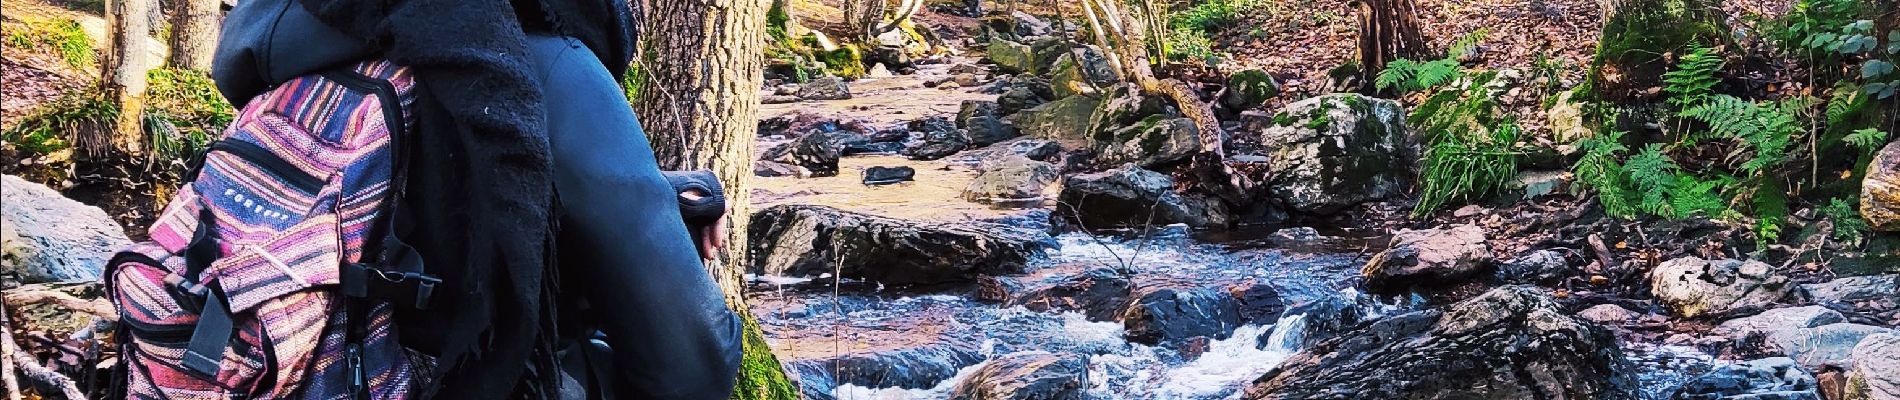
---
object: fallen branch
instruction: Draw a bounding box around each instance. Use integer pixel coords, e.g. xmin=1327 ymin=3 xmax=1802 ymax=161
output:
xmin=3 ymin=289 xmax=117 ymax=322
xmin=3 ymin=301 xmax=19 ymax=400
xmin=1587 ymin=233 xmax=1616 ymax=278
xmin=3 ymin=301 xmax=89 ymax=400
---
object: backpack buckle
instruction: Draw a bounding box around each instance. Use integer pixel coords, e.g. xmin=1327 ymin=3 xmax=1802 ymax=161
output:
xmin=341 ymin=263 xmax=441 ymax=309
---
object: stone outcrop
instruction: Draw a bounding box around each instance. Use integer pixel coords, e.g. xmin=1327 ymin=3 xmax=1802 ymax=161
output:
xmin=1648 ymin=257 xmax=1794 ymax=318
xmin=1862 ymin=140 xmax=1900 ymax=231
xmin=1120 ymin=286 xmax=1243 ymax=345
xmin=1242 ymin=94 xmax=1417 ymax=214
xmin=962 ymin=156 xmax=1059 ymax=206
xmin=2 ymin=175 xmax=131 ymax=283
xmin=1361 ymin=224 xmax=1493 ymax=292
xmin=1056 ymin=164 xmax=1229 ymax=229
xmin=748 ymin=205 xmax=1053 ymax=286
xmin=1244 ymin=286 xmax=1639 ymax=400
xmin=948 ymin=352 xmax=1087 ymax=400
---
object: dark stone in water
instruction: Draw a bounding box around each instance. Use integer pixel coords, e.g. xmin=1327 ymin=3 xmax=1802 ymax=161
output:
xmin=791 ymin=131 xmax=845 ymax=177
xmin=948 ymin=352 xmax=1087 ymax=400
xmin=1007 ymin=139 xmax=1063 ymax=161
xmin=844 ymin=141 xmax=905 ymax=156
xmin=904 ymin=128 xmax=971 ymax=161
xmin=1056 ymin=164 xmax=1230 ymax=229
xmin=1009 ymin=268 xmax=1133 ymax=322
xmin=1121 ymin=286 xmax=1243 ymax=345
xmin=1263 ymin=293 xmax=1380 ymax=350
xmin=1229 ymin=282 xmax=1288 ymax=326
xmin=863 ymin=166 xmax=916 ymax=185
xmin=1671 ymin=357 xmax=1819 ymax=400
xmin=790 ymin=341 xmax=986 ymax=399
xmin=749 ymin=204 xmax=1054 ymax=286
xmin=1493 ymin=248 xmax=1578 ymax=285
xmin=1244 ymin=286 xmax=1640 ymax=400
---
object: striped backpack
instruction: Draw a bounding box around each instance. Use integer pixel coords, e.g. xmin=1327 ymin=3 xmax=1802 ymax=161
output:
xmin=104 ymin=60 xmax=434 ymax=399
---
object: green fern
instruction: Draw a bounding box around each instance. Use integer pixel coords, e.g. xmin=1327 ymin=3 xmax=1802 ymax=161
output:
xmin=1822 ymin=197 xmax=1871 ymax=244
xmin=1680 ymin=95 xmax=1801 ymax=173
xmin=1845 ymin=128 xmax=1890 ymax=154
xmin=1662 ymin=44 xmax=1724 ymax=109
xmin=1376 ymin=58 xmax=1463 ymax=93
xmin=1573 ymin=130 xmax=1638 ymax=217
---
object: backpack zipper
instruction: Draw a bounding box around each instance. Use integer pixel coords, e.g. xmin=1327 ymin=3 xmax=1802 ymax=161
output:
xmin=208 ymin=139 xmax=325 ymax=193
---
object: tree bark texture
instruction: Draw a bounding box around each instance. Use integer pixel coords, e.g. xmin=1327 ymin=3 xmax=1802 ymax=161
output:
xmin=1356 ymin=0 xmax=1430 ymax=94
xmin=167 ymin=0 xmax=220 ymax=71
xmin=635 ymin=0 xmax=767 ymax=299
xmin=100 ymin=0 xmax=157 ymax=157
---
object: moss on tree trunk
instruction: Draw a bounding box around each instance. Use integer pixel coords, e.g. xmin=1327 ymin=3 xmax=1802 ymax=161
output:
xmin=730 ymin=309 xmax=798 ymax=400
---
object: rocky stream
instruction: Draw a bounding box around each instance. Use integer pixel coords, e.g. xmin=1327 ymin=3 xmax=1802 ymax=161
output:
xmin=727 ymin=43 xmax=1893 ymax=398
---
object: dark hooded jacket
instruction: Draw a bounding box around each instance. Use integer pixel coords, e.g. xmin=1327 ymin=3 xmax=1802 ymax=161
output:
xmin=211 ymin=0 xmax=636 ymax=398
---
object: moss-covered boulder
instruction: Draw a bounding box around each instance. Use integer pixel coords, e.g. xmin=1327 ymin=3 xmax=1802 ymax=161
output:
xmin=1243 ymin=94 xmax=1416 ymax=214
xmin=1029 ymin=36 xmax=1073 ymax=76
xmin=988 ymin=39 xmax=1036 ymax=75
xmin=1220 ymin=69 xmax=1278 ymax=111
xmin=1092 ymin=116 xmax=1199 ymax=168
xmin=1591 ymin=0 xmax=1728 ymax=103
xmin=1049 ymin=46 xmax=1117 ymax=99
xmin=1015 ymin=95 xmax=1103 ymax=148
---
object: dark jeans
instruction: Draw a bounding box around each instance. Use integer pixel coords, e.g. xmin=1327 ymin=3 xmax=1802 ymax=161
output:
xmin=529 ymin=35 xmax=743 ymax=400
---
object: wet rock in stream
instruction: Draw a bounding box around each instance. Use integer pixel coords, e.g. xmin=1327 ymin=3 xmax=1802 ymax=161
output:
xmin=962 ymin=156 xmax=1058 ymax=206
xmin=748 ymin=204 xmax=1053 ymax=286
xmin=790 ymin=340 xmax=986 ymax=399
xmin=1244 ymin=286 xmax=1640 ymax=400
xmin=1006 ymin=268 xmax=1133 ymax=322
xmin=1056 ymin=164 xmax=1230 ymax=229
xmin=1120 ymin=286 xmax=1243 ymax=346
xmin=1672 ymin=357 xmax=1820 ymax=400
xmin=947 ymin=352 xmax=1088 ymax=400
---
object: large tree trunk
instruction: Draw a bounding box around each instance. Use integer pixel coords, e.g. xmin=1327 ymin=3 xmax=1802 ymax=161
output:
xmin=632 ymin=1 xmax=795 ymax=399
xmin=166 ymin=0 xmax=219 ymax=71
xmin=98 ymin=0 xmax=157 ymax=157
xmin=1356 ymin=0 xmax=1430 ymax=94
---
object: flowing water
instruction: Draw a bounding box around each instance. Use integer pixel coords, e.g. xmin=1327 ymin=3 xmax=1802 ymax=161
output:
xmin=747 ymin=227 xmax=1719 ymax=399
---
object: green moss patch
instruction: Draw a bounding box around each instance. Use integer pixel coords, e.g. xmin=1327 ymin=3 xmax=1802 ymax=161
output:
xmin=729 ymin=309 xmax=798 ymax=400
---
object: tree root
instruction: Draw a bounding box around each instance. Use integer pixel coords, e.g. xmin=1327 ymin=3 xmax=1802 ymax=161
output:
xmin=2 ymin=288 xmax=117 ymax=322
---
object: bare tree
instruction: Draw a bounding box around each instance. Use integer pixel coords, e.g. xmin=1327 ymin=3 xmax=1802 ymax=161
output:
xmin=167 ymin=0 xmax=220 ymax=71
xmin=98 ymin=0 xmax=158 ymax=157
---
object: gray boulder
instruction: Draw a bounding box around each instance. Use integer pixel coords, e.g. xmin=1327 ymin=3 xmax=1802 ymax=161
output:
xmin=948 ymin=352 xmax=1086 ymax=400
xmin=1362 ymin=224 xmax=1493 ymax=293
xmin=1009 ymin=11 xmax=1053 ymax=38
xmin=904 ymin=119 xmax=972 ymax=161
xmin=1493 ymin=249 xmax=1576 ymax=284
xmin=1577 ymin=304 xmax=1642 ymax=324
xmin=1846 ymin=332 xmax=1899 ymax=400
xmin=748 ymin=205 xmax=1053 ymax=286
xmin=963 ymin=156 xmax=1059 ymax=206
xmin=958 ymin=100 xmax=1002 ymax=127
xmin=1715 ymin=306 xmax=1846 ymax=339
xmin=1649 ymin=257 xmax=1794 ymax=318
xmin=1803 ymin=275 xmax=1899 ymax=305
xmin=1245 ymin=93 xmax=1417 ymax=214
xmin=1244 ymin=286 xmax=1640 ymax=400
xmin=1672 ymin=357 xmax=1820 ymax=400
xmin=1092 ymin=116 xmax=1200 ymax=168
xmin=1768 ymin=323 xmax=1895 ymax=370
xmin=796 ymin=76 xmax=852 ymax=100
xmin=2 ymin=175 xmax=130 ymax=283
xmin=1006 ymin=139 xmax=1063 ymax=161
xmin=1056 ymin=164 xmax=1229 ymax=229
xmin=1121 ymin=286 xmax=1243 ymax=345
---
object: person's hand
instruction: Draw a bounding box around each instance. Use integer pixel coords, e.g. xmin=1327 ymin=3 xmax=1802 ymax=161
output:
xmin=681 ymin=188 xmax=727 ymax=260
xmin=696 ymin=213 xmax=727 ymax=260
